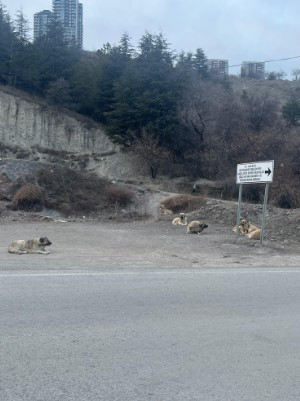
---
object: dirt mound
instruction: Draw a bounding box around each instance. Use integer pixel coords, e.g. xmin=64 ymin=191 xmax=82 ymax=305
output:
xmin=185 ymin=198 xmax=300 ymax=245
xmin=0 ymin=159 xmax=137 ymax=217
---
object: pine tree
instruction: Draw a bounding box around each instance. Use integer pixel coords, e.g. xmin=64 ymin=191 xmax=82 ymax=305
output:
xmin=192 ymin=48 xmax=208 ymax=78
xmin=119 ymin=32 xmax=134 ymax=59
xmin=0 ymin=2 xmax=15 ymax=84
xmin=32 ymin=17 xmax=80 ymax=93
xmin=14 ymin=9 xmax=30 ymax=45
xmin=105 ymin=33 xmax=183 ymax=150
xmin=10 ymin=9 xmax=31 ymax=88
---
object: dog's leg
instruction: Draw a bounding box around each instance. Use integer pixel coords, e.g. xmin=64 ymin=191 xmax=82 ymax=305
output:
xmin=9 ymin=250 xmax=28 ymax=254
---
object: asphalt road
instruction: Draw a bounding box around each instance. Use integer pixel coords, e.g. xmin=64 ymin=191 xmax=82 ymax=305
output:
xmin=1 ymin=269 xmax=300 ymax=401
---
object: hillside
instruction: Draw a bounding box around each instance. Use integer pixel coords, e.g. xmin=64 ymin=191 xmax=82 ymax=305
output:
xmin=230 ymin=76 xmax=300 ymax=106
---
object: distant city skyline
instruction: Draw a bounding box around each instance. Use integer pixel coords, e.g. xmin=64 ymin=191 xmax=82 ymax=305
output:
xmin=4 ymin=0 xmax=300 ymax=79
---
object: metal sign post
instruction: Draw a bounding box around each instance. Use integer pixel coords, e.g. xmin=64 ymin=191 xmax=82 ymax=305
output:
xmin=260 ymin=183 xmax=269 ymax=245
xmin=236 ymin=160 xmax=274 ymax=245
xmin=236 ymin=184 xmax=243 ymax=241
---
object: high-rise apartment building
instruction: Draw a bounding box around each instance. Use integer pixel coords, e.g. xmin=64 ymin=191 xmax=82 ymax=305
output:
xmin=33 ymin=0 xmax=83 ymax=48
xmin=77 ymin=3 xmax=83 ymax=49
xmin=33 ymin=10 xmax=53 ymax=41
xmin=207 ymin=59 xmax=229 ymax=78
xmin=241 ymin=62 xmax=265 ymax=79
xmin=52 ymin=0 xmax=83 ymax=48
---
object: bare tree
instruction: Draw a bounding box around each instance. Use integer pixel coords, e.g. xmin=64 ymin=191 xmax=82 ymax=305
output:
xmin=292 ymin=69 xmax=300 ymax=81
xmin=242 ymin=90 xmax=280 ymax=131
xmin=132 ymin=134 xmax=172 ymax=179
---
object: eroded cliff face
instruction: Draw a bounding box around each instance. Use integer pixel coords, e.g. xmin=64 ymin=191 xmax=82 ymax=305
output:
xmin=0 ymin=87 xmax=149 ymax=180
xmin=0 ymin=87 xmax=115 ymax=154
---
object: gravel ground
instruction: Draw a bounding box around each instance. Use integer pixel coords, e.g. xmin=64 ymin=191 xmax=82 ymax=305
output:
xmin=0 ymin=218 xmax=299 ymax=272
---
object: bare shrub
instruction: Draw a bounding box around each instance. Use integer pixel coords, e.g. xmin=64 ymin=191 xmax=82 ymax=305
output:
xmin=11 ymin=184 xmax=46 ymax=211
xmin=15 ymin=149 xmax=31 ymax=159
xmin=221 ymin=179 xmax=264 ymax=203
xmin=270 ymin=163 xmax=300 ymax=208
xmin=132 ymin=134 xmax=173 ymax=178
xmin=37 ymin=168 xmax=110 ymax=215
xmin=161 ymin=194 xmax=205 ymax=213
xmin=106 ymin=186 xmax=135 ymax=207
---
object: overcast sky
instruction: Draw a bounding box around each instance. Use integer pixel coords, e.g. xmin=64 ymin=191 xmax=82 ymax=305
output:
xmin=3 ymin=0 xmax=300 ymax=78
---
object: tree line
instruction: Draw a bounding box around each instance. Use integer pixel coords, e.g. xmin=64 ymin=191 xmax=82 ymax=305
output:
xmin=0 ymin=2 xmax=299 ymax=207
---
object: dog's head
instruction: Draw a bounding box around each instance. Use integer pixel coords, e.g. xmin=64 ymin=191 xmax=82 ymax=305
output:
xmin=180 ymin=213 xmax=185 ymax=218
xmin=39 ymin=237 xmax=52 ymax=247
xmin=201 ymin=223 xmax=208 ymax=230
xmin=240 ymin=219 xmax=250 ymax=231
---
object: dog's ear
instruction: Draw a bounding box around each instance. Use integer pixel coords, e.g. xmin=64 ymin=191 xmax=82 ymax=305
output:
xmin=40 ymin=237 xmax=45 ymax=243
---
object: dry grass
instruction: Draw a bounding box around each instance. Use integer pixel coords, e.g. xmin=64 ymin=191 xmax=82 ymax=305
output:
xmin=11 ymin=184 xmax=46 ymax=211
xmin=36 ymin=168 xmax=110 ymax=215
xmin=161 ymin=194 xmax=206 ymax=213
xmin=25 ymin=167 xmax=138 ymax=216
xmin=106 ymin=186 xmax=135 ymax=207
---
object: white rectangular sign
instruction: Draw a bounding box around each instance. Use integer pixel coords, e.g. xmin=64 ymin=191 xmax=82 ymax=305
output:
xmin=236 ymin=160 xmax=274 ymax=184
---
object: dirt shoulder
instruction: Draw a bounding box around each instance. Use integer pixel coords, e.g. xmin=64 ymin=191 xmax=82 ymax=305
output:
xmin=0 ymin=219 xmax=299 ymax=272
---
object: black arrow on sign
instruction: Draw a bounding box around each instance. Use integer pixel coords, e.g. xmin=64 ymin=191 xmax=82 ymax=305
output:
xmin=265 ymin=168 xmax=271 ymax=176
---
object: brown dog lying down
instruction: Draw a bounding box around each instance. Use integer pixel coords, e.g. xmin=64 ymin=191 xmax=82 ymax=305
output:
xmin=8 ymin=237 xmax=52 ymax=254
xmin=187 ymin=221 xmax=208 ymax=234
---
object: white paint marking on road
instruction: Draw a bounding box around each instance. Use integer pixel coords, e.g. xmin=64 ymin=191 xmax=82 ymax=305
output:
xmin=0 ymin=268 xmax=300 ymax=278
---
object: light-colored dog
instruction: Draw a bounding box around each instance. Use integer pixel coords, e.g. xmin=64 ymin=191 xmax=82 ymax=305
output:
xmin=232 ymin=219 xmax=250 ymax=234
xmin=186 ymin=221 xmax=208 ymax=234
xmin=247 ymin=229 xmax=261 ymax=240
xmin=172 ymin=213 xmax=187 ymax=226
xmin=159 ymin=204 xmax=172 ymax=215
xmin=247 ymin=223 xmax=260 ymax=234
xmin=8 ymin=237 xmax=52 ymax=254
xmin=232 ymin=218 xmax=261 ymax=240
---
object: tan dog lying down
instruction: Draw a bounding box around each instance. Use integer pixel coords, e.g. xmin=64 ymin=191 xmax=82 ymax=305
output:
xmin=247 ymin=223 xmax=260 ymax=234
xmin=187 ymin=221 xmax=208 ymax=234
xmin=8 ymin=237 xmax=52 ymax=254
xmin=232 ymin=219 xmax=261 ymax=240
xmin=159 ymin=204 xmax=172 ymax=215
xmin=243 ymin=221 xmax=261 ymax=240
xmin=172 ymin=213 xmax=187 ymax=226
xmin=232 ymin=219 xmax=250 ymax=234
xmin=247 ymin=229 xmax=261 ymax=240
